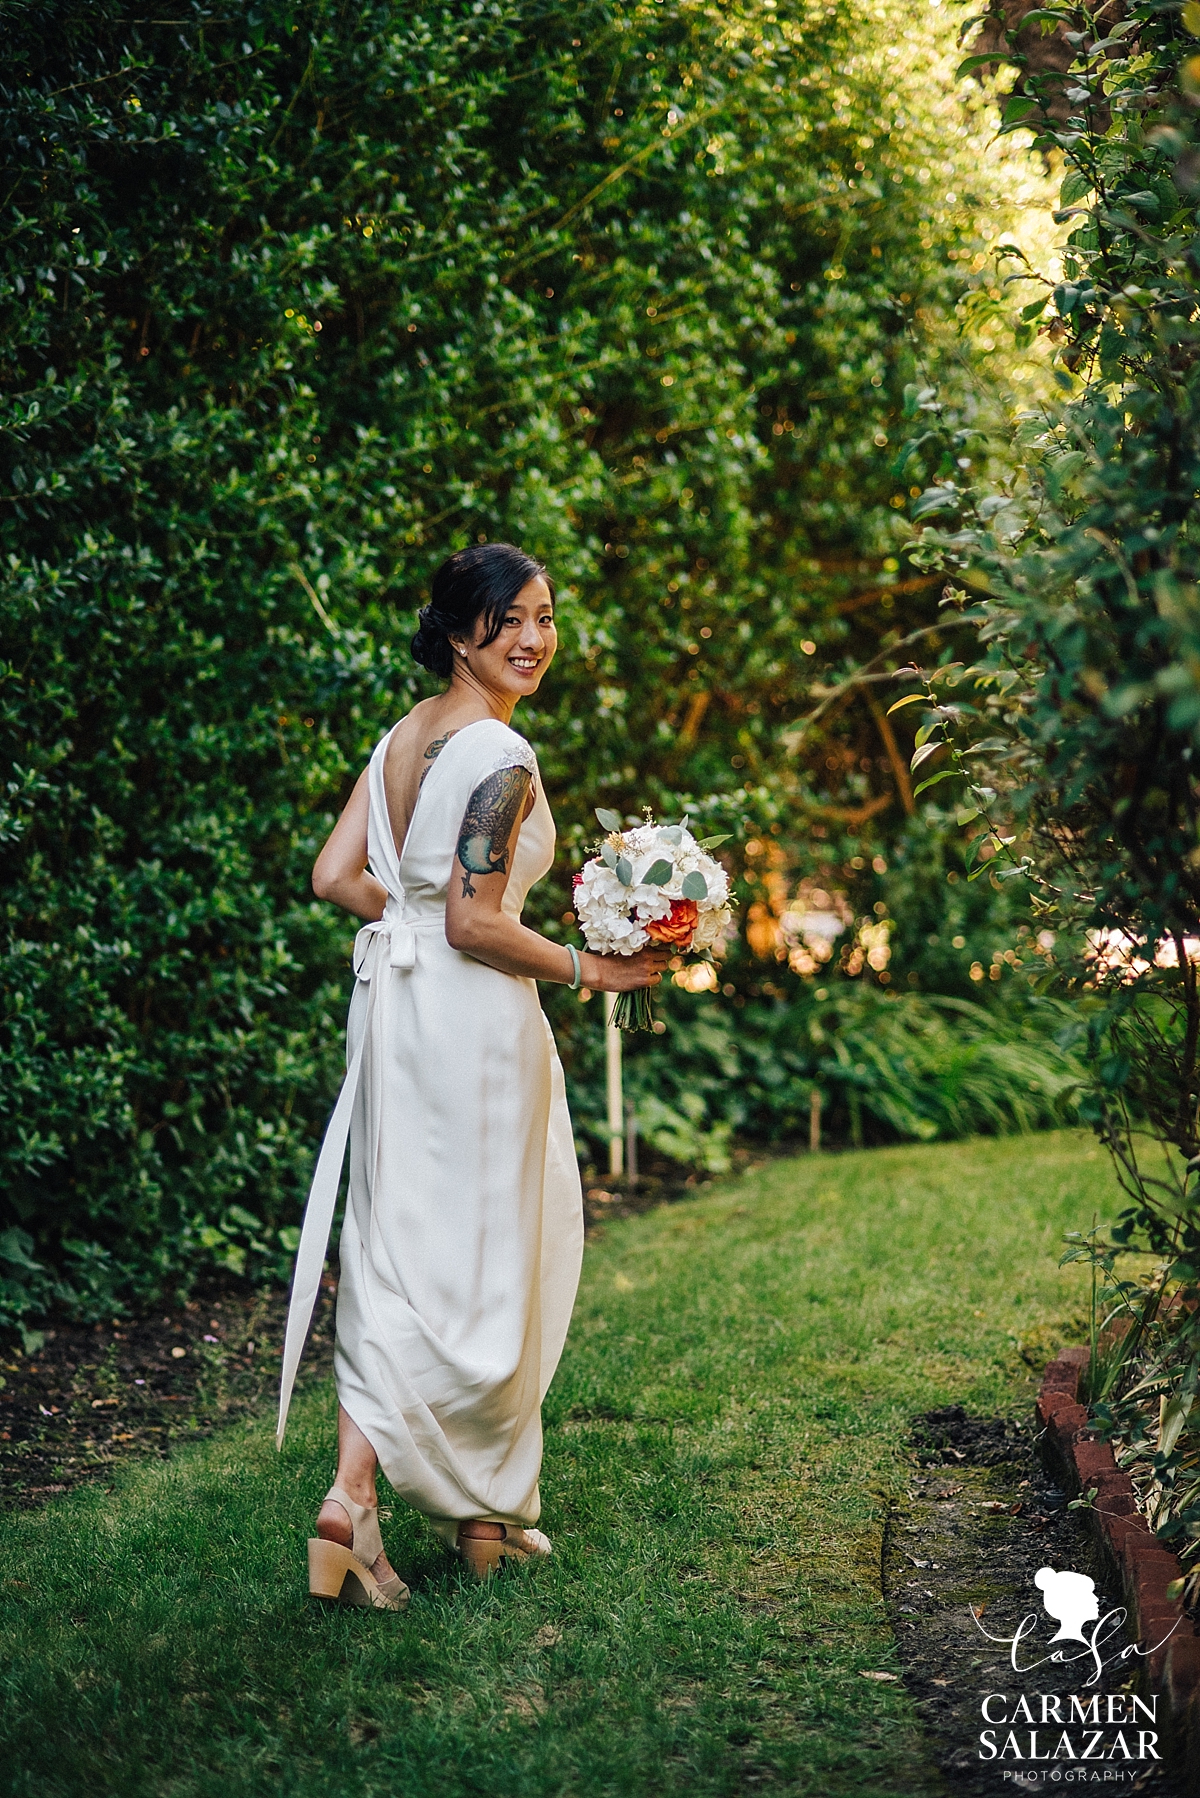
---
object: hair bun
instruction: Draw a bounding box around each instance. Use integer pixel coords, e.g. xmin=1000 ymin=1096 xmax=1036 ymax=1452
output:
xmin=410 ymin=602 xmax=454 ymax=678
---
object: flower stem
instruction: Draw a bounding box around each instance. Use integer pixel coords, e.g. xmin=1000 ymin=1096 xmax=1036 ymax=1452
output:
xmin=613 ymin=988 xmax=654 ymax=1032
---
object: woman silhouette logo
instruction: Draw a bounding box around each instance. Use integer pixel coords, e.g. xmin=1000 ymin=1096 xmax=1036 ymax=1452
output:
xmin=1034 ymin=1566 xmax=1101 ymax=1642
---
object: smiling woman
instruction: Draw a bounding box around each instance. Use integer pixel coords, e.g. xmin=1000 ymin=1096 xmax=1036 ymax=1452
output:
xmin=283 ymin=543 xmax=671 ymax=1607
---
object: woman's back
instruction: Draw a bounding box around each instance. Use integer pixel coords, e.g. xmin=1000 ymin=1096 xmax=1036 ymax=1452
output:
xmin=369 ymin=715 xmax=549 ymax=924
xmin=380 ymin=697 xmax=460 ymax=867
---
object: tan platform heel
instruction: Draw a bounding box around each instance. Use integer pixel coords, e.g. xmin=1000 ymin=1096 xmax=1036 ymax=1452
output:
xmin=456 ymin=1522 xmax=553 ymax=1581
xmin=309 ymin=1484 xmax=409 ymax=1611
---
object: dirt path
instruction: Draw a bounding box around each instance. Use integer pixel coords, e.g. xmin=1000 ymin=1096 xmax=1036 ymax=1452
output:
xmin=886 ymin=1406 xmax=1179 ymax=1794
xmin=0 ymin=1285 xmax=335 ymax=1506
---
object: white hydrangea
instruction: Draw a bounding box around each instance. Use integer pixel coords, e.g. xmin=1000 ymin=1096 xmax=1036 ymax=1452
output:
xmin=574 ymin=820 xmax=734 ymax=959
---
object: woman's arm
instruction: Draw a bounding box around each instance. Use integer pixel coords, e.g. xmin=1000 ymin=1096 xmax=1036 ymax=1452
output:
xmin=311 ymin=769 xmax=389 ymax=922
xmin=444 ymin=767 xmax=671 ymax=992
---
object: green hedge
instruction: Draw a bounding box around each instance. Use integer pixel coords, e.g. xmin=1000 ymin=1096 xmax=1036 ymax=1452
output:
xmin=1 ymin=0 xmax=1027 ymax=1331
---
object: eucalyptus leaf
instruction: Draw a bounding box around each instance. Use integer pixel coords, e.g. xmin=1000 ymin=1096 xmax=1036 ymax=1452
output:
xmin=601 ymin=843 xmax=618 ymax=870
xmin=660 ymin=826 xmax=683 ymax=846
xmin=595 ymin=807 xmax=624 ymax=833
xmin=695 ymin=833 xmax=732 ymax=850
xmin=642 ymin=858 xmax=673 ymax=886
xmin=616 ymin=856 xmax=633 ymax=887
xmin=681 ymin=870 xmax=708 ymax=901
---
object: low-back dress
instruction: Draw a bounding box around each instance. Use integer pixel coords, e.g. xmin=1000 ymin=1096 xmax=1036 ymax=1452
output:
xmin=278 ymin=716 xmax=584 ymax=1544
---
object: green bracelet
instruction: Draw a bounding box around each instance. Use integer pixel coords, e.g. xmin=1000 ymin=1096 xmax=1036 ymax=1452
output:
xmin=566 ymin=944 xmax=582 ymax=991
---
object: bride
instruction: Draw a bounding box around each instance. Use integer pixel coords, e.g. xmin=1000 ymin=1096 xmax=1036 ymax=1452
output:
xmin=277 ymin=542 xmax=670 ymax=1607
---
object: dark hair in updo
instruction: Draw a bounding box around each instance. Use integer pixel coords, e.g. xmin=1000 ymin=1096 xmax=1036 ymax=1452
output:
xmin=410 ymin=542 xmax=554 ymax=679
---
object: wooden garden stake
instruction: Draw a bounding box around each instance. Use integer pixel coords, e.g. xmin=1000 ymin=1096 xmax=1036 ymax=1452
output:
xmin=605 ymin=990 xmax=624 ymax=1178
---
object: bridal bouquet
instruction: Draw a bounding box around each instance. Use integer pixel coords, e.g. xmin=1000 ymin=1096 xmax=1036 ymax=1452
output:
xmin=573 ymin=808 xmax=733 ymax=1030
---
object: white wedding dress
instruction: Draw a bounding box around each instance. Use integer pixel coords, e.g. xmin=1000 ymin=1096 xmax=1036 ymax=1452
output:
xmin=278 ymin=717 xmax=583 ymax=1544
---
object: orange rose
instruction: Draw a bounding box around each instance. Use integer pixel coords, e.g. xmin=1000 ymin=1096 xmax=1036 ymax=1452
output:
xmin=646 ymin=898 xmax=698 ymax=947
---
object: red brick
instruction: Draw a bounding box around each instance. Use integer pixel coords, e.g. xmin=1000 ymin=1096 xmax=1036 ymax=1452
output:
xmin=1119 ymin=1539 xmax=1173 ymax=1596
xmin=1096 ymin=1514 xmax=1123 ymax=1556
xmin=1141 ymin=1612 xmax=1188 ymax=1682
xmin=1090 ymin=1466 xmax=1136 ymax=1521
xmin=1074 ymin=1439 xmax=1118 ymax=1480
xmin=1037 ymin=1388 xmax=1079 ymax=1426
xmin=1138 ymin=1600 xmax=1184 ymax=1637
xmin=1094 ymin=1488 xmax=1138 ymax=1520
xmin=1040 ymin=1388 xmax=1076 ymax=1416
xmin=1165 ymin=1633 xmax=1200 ymax=1712
xmin=1131 ymin=1547 xmax=1183 ymax=1579
xmin=1127 ymin=1551 xmax=1182 ymax=1596
xmin=1051 ymin=1402 xmax=1088 ymax=1446
xmin=1146 ymin=1637 xmax=1178 ymax=1683
xmin=1042 ymin=1347 xmax=1087 ymax=1378
xmin=1108 ymin=1513 xmax=1154 ymax=1559
xmin=1127 ymin=1555 xmax=1184 ymax=1652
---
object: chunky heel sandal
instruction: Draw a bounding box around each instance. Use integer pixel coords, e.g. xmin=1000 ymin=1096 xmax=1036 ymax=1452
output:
xmin=309 ymin=1484 xmax=409 ymax=1611
xmin=456 ymin=1523 xmax=552 ymax=1581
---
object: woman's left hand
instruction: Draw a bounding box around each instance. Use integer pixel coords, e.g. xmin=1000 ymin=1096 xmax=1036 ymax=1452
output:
xmin=579 ymin=946 xmax=673 ymax=992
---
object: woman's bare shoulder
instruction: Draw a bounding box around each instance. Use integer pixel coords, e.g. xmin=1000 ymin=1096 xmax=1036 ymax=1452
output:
xmin=385 ymin=699 xmax=454 ymax=767
xmin=387 ymin=695 xmax=444 ymax=744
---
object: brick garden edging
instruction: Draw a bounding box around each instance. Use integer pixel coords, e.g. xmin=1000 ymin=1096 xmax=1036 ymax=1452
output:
xmin=1038 ymin=1346 xmax=1200 ymax=1787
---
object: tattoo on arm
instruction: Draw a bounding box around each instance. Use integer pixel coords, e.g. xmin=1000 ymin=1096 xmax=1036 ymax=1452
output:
xmin=419 ymin=730 xmax=456 ymax=788
xmin=456 ymin=765 xmax=531 ymax=898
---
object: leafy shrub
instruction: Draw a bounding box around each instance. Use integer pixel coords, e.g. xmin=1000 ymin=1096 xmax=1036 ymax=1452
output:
xmin=891 ymin=0 xmax=1200 ymax=1572
xmin=565 ymin=981 xmax=1083 ymax=1171
xmin=1 ymin=0 xmax=1033 ymax=1329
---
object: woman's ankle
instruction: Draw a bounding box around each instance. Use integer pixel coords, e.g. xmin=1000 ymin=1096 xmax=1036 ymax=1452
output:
xmin=332 ymin=1476 xmax=378 ymax=1510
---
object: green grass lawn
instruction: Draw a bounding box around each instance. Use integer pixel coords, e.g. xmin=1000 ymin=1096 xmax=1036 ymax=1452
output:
xmin=0 ymin=1130 xmax=1121 ymax=1797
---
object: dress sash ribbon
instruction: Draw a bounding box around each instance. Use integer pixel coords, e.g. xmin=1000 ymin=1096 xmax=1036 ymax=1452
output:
xmin=275 ymin=905 xmax=421 ymax=1447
